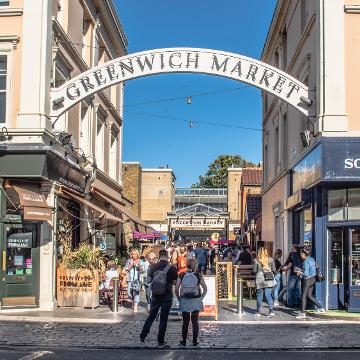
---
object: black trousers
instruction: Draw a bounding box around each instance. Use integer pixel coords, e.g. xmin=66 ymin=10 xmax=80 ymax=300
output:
xmin=182 ymin=311 xmax=200 ymax=342
xmin=301 ymin=276 xmax=322 ymax=313
xmin=140 ymin=296 xmax=172 ymax=344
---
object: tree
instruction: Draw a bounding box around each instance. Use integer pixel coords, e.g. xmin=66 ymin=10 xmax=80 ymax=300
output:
xmin=192 ymin=155 xmax=256 ymax=188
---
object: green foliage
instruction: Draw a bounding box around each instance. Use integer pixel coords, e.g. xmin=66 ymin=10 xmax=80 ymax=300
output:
xmin=192 ymin=154 xmax=256 ymax=188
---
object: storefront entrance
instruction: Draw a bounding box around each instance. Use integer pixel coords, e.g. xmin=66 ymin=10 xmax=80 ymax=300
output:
xmin=328 ymin=227 xmax=360 ymax=311
xmin=0 ymin=221 xmax=40 ymax=306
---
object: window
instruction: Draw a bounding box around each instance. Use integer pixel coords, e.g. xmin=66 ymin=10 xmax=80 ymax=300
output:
xmin=301 ymin=0 xmax=308 ymax=33
xmin=348 ymin=188 xmax=360 ymax=220
xmin=0 ymin=1 xmax=10 ymax=6
xmin=274 ymin=50 xmax=279 ymax=68
xmin=94 ymin=35 xmax=99 ymax=67
xmin=80 ymin=102 xmax=90 ymax=155
xmin=282 ymin=113 xmax=288 ymax=169
xmin=328 ymin=189 xmax=347 ymax=221
xmin=264 ymin=144 xmax=268 ymax=185
xmin=282 ymin=28 xmax=287 ymax=70
xmin=274 ymin=126 xmax=279 ymax=174
xmin=95 ymin=115 xmax=105 ymax=171
xmin=109 ymin=128 xmax=118 ymax=180
xmin=0 ymin=55 xmax=7 ymax=123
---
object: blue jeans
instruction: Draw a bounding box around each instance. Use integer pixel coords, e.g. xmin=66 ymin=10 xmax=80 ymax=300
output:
xmin=256 ymin=287 xmax=273 ymax=313
xmin=273 ymin=273 xmax=282 ymax=301
xmin=287 ymin=274 xmax=301 ymax=306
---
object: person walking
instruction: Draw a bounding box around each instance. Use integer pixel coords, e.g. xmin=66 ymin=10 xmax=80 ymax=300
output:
xmin=139 ymin=250 xmax=178 ymax=349
xmin=295 ymin=247 xmax=325 ymax=319
xmin=253 ymin=247 xmax=276 ymax=317
xmin=125 ymin=249 xmax=143 ymax=313
xmin=273 ymin=249 xmax=283 ymax=308
xmin=175 ymin=259 xmax=207 ymax=347
xmin=194 ymin=243 xmax=208 ymax=275
xmin=143 ymin=252 xmax=157 ymax=311
xmin=283 ymin=244 xmax=302 ymax=307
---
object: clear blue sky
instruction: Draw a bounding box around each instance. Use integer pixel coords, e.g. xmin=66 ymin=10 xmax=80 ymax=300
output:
xmin=115 ymin=0 xmax=277 ymax=187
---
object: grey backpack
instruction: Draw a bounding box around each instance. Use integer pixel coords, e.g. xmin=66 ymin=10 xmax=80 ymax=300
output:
xmin=151 ymin=264 xmax=171 ymax=295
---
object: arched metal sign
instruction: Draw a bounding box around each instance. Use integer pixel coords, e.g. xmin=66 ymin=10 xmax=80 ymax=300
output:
xmin=50 ymin=48 xmax=312 ymax=117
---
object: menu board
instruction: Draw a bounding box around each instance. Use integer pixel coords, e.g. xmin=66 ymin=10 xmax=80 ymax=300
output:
xmin=200 ymin=275 xmax=217 ymax=320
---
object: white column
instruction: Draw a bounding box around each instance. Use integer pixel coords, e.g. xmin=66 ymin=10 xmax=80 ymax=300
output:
xmin=17 ymin=0 xmax=53 ymax=130
xmin=317 ymin=0 xmax=347 ymax=132
xmin=39 ymin=182 xmax=57 ymax=311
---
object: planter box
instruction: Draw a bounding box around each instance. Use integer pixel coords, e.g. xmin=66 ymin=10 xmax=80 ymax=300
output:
xmin=57 ymin=267 xmax=99 ymax=308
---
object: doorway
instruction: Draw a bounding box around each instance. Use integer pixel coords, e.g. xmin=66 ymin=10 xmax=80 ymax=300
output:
xmin=328 ymin=227 xmax=360 ymax=311
xmin=0 ymin=222 xmax=40 ymax=306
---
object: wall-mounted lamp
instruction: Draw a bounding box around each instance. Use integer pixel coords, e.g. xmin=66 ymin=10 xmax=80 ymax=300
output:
xmin=300 ymin=96 xmax=313 ymax=107
xmin=0 ymin=127 xmax=13 ymax=142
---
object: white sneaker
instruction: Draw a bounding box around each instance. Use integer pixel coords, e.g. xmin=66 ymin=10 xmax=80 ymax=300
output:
xmin=254 ymin=313 xmax=261 ymax=317
xmin=317 ymin=308 xmax=326 ymax=313
xmin=296 ymin=313 xmax=306 ymax=319
xmin=273 ymin=301 xmax=279 ymax=308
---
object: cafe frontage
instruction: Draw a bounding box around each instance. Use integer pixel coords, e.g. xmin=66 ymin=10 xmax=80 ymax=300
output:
xmin=285 ymin=137 xmax=360 ymax=312
xmin=0 ymin=146 xmax=141 ymax=309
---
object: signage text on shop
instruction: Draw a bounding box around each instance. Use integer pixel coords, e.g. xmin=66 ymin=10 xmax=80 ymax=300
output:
xmin=51 ymin=48 xmax=310 ymax=118
xmin=170 ymin=217 xmax=226 ymax=229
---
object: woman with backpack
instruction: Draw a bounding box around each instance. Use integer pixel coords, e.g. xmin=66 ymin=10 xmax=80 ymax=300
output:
xmin=175 ymin=259 xmax=207 ymax=347
xmin=253 ymin=247 xmax=276 ymax=317
xmin=125 ymin=249 xmax=143 ymax=312
xmin=295 ymin=247 xmax=325 ymax=319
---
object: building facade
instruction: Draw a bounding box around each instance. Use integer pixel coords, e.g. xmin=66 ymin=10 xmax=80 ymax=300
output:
xmin=0 ymin=0 xmax=131 ymax=310
xmin=262 ymin=0 xmax=360 ymax=311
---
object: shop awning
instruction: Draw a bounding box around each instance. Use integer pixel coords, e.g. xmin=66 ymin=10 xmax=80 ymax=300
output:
xmin=7 ymin=182 xmax=53 ymax=222
xmin=60 ymin=189 xmax=123 ymax=223
xmin=92 ymin=179 xmax=126 ymax=206
xmin=93 ymin=190 xmax=151 ymax=229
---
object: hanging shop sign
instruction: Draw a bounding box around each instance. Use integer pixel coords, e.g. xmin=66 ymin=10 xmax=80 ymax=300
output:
xmin=170 ymin=217 xmax=226 ymax=229
xmin=50 ymin=48 xmax=310 ymax=118
xmin=23 ymin=206 xmax=53 ymax=222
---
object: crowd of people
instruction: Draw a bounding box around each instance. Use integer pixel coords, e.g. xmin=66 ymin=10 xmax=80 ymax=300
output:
xmin=99 ymin=240 xmax=325 ymax=348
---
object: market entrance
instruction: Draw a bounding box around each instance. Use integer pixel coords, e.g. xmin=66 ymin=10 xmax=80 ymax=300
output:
xmin=50 ymin=47 xmax=312 ymax=119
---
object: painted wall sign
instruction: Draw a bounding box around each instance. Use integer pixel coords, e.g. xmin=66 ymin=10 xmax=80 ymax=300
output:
xmin=50 ymin=48 xmax=311 ymax=117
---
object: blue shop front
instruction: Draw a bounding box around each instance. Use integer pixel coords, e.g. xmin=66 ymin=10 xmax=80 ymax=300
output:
xmin=286 ymin=137 xmax=360 ymax=312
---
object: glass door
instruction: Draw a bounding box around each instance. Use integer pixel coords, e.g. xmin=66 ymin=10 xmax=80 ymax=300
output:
xmin=349 ymin=228 xmax=360 ymax=312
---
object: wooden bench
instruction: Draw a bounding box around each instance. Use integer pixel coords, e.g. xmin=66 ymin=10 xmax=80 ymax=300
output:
xmin=233 ymin=265 xmax=256 ymax=299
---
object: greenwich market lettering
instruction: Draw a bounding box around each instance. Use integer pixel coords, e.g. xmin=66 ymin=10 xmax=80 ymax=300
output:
xmin=51 ymin=48 xmax=310 ymax=118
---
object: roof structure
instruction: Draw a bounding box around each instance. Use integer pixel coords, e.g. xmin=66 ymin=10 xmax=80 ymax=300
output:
xmin=245 ymin=194 xmax=262 ymax=222
xmin=175 ymin=203 xmax=226 ymax=216
xmin=241 ymin=168 xmax=263 ymax=186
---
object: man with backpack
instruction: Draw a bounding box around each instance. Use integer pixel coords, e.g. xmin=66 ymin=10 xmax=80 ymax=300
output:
xmin=139 ymin=249 xmax=178 ymax=349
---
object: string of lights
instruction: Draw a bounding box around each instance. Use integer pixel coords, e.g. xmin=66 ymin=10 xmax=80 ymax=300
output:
xmin=124 ymin=110 xmax=264 ymax=132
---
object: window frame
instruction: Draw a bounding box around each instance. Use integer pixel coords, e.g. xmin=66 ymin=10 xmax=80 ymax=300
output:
xmin=0 ymin=45 xmax=13 ymax=126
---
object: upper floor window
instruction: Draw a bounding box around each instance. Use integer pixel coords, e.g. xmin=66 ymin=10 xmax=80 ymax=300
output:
xmin=274 ymin=50 xmax=279 ymax=68
xmin=96 ymin=114 xmax=105 ymax=171
xmin=282 ymin=113 xmax=288 ymax=169
xmin=0 ymin=55 xmax=8 ymax=124
xmin=109 ymin=128 xmax=119 ymax=181
xmin=0 ymin=1 xmax=10 ymax=6
xmin=274 ymin=126 xmax=279 ymax=174
xmin=282 ymin=27 xmax=287 ymax=70
xmin=301 ymin=0 xmax=308 ymax=33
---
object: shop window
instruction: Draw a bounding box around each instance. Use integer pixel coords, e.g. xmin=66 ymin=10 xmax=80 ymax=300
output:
xmin=303 ymin=207 xmax=312 ymax=248
xmin=329 ymin=229 xmax=343 ymax=285
xmin=0 ymin=54 xmax=7 ymax=123
xmin=6 ymin=228 xmax=34 ymax=276
xmin=348 ymin=188 xmax=360 ymax=220
xmin=351 ymin=229 xmax=360 ymax=286
xmin=328 ymin=189 xmax=347 ymax=221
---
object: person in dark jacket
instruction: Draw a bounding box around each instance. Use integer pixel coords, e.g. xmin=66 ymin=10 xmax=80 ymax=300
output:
xmin=139 ymin=250 xmax=178 ymax=349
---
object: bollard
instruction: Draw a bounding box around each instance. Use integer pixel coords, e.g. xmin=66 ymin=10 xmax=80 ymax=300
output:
xmin=237 ymin=278 xmax=243 ymax=315
xmin=113 ymin=278 xmax=119 ymax=313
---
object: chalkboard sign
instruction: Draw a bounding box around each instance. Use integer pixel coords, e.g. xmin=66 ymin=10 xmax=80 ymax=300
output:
xmin=7 ymin=232 xmax=33 ymax=248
